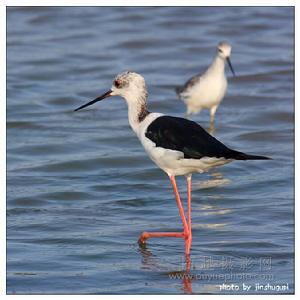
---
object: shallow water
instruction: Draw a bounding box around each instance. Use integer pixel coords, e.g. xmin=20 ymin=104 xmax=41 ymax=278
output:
xmin=7 ymin=7 xmax=294 ymax=294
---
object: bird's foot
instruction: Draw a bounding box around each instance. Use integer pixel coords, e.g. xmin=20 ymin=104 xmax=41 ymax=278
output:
xmin=138 ymin=232 xmax=149 ymax=246
xmin=138 ymin=231 xmax=185 ymax=246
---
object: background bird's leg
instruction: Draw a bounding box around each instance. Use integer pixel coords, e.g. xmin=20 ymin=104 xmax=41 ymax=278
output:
xmin=186 ymin=175 xmax=192 ymax=255
xmin=208 ymin=122 xmax=215 ymax=135
xmin=184 ymin=111 xmax=191 ymax=119
xmin=210 ymin=105 xmax=218 ymax=124
xmin=185 ymin=106 xmax=199 ymax=119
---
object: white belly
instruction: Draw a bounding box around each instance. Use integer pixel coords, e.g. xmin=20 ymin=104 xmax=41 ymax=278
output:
xmin=184 ymin=75 xmax=227 ymax=109
xmin=146 ymin=144 xmax=231 ymax=176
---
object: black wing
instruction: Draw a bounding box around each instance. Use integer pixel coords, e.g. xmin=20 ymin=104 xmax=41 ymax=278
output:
xmin=145 ymin=116 xmax=270 ymax=160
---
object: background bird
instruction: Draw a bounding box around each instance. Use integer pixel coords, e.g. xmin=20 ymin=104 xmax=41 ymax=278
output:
xmin=176 ymin=41 xmax=235 ymax=124
xmin=75 ymin=71 xmax=269 ymax=256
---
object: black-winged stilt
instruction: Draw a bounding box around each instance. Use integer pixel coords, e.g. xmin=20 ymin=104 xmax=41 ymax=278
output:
xmin=74 ymin=71 xmax=269 ymax=256
xmin=176 ymin=41 xmax=235 ymax=123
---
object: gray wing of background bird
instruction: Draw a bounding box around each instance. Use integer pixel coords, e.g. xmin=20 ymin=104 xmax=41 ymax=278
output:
xmin=175 ymin=73 xmax=202 ymax=96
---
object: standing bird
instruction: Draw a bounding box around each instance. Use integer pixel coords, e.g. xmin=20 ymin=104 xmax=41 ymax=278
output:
xmin=176 ymin=41 xmax=235 ymax=123
xmin=75 ymin=71 xmax=269 ymax=256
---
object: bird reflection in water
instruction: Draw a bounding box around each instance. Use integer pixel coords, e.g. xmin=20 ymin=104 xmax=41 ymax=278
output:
xmin=138 ymin=243 xmax=193 ymax=294
xmin=196 ymin=171 xmax=231 ymax=190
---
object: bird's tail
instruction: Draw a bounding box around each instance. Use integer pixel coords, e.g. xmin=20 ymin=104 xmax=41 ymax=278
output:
xmin=175 ymin=86 xmax=183 ymax=95
xmin=232 ymin=150 xmax=271 ymax=160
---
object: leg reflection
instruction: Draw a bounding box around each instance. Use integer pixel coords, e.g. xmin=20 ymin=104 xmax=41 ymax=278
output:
xmin=182 ymin=255 xmax=193 ymax=294
xmin=138 ymin=243 xmax=193 ymax=294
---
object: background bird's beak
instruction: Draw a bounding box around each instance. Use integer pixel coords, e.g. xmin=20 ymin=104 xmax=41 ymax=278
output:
xmin=226 ymin=57 xmax=235 ymax=76
xmin=74 ymin=90 xmax=113 ymax=111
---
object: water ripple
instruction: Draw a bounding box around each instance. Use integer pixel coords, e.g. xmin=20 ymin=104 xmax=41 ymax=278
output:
xmin=7 ymin=6 xmax=294 ymax=295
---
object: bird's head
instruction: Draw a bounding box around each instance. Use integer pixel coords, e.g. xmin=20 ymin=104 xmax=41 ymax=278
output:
xmin=217 ymin=41 xmax=232 ymax=58
xmin=74 ymin=71 xmax=148 ymax=112
xmin=217 ymin=41 xmax=235 ymax=76
xmin=111 ymin=71 xmax=147 ymax=99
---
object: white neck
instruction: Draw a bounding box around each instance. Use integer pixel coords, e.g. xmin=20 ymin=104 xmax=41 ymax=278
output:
xmin=208 ymin=55 xmax=226 ymax=74
xmin=124 ymin=91 xmax=148 ymax=134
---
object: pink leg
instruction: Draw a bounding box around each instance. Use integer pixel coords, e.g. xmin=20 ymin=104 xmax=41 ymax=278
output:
xmin=169 ymin=175 xmax=189 ymax=235
xmin=186 ymin=176 xmax=192 ymax=255
xmin=138 ymin=231 xmax=184 ymax=244
xmin=138 ymin=175 xmax=190 ymax=255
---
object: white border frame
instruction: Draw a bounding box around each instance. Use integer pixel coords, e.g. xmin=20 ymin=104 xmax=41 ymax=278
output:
xmin=2 ymin=1 xmax=297 ymax=299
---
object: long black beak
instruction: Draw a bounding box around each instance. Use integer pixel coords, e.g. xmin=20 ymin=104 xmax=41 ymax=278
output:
xmin=226 ymin=57 xmax=235 ymax=76
xmin=74 ymin=90 xmax=112 ymax=112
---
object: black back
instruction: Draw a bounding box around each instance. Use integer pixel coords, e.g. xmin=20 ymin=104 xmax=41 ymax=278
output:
xmin=145 ymin=116 xmax=270 ymax=160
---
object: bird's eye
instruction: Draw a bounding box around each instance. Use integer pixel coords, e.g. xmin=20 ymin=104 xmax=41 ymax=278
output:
xmin=218 ymin=48 xmax=223 ymax=53
xmin=114 ymin=80 xmax=121 ymax=88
